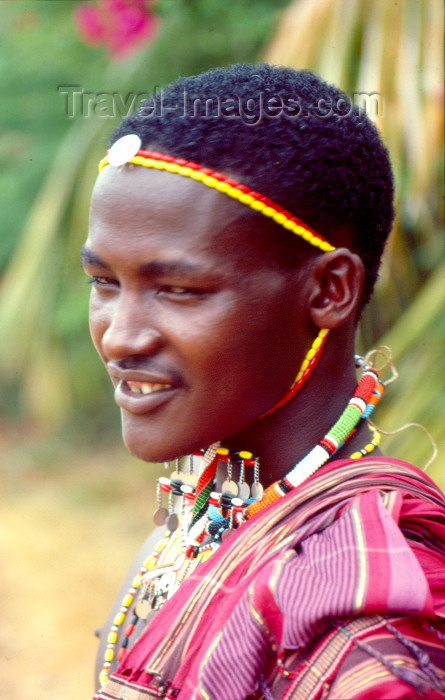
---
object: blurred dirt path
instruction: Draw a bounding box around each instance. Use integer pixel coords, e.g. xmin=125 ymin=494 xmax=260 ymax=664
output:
xmin=0 ymin=441 xmax=160 ymax=699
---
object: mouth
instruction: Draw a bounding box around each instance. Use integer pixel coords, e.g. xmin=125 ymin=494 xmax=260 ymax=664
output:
xmin=106 ymin=363 xmax=182 ymax=414
xmin=112 ymin=377 xmax=179 ymax=414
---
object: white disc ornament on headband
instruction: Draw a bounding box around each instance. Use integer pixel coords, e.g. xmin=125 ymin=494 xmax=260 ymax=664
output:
xmin=107 ymin=134 xmax=142 ymax=167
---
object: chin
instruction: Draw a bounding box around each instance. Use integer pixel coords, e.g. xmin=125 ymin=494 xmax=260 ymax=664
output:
xmin=122 ymin=427 xmax=176 ymax=464
xmin=120 ymin=411 xmax=199 ymax=464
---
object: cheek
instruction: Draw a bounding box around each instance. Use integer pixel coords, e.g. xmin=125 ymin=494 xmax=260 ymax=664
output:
xmin=88 ymin=294 xmax=110 ymax=360
xmin=187 ymin=296 xmax=296 ymax=395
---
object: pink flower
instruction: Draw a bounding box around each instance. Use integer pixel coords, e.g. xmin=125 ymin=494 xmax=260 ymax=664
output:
xmin=73 ymin=0 xmax=159 ymax=59
xmin=74 ymin=2 xmax=105 ymax=43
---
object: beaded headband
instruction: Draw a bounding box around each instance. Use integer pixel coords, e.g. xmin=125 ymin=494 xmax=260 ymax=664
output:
xmin=98 ymin=134 xmax=336 ymax=253
xmin=98 ymin=134 xmax=335 ymax=410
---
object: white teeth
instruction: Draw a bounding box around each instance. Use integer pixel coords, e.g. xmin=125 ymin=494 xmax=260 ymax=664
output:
xmin=127 ymin=382 xmax=171 ymax=395
xmin=142 ymin=383 xmax=169 ymax=394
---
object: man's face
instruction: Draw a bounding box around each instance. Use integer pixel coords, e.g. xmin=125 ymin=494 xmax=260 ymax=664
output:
xmin=82 ymin=165 xmax=309 ymax=462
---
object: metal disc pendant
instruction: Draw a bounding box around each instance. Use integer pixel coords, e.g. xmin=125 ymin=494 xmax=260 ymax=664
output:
xmin=251 ymin=483 xmax=264 ymax=502
xmin=153 ymin=507 xmax=168 ymax=526
xmin=221 ymin=479 xmax=238 ymax=496
xmin=108 ymin=134 xmax=142 ymax=167
xmin=167 ymin=513 xmax=179 ymax=531
xmin=221 ymin=528 xmax=235 ymax=542
xmin=135 ymin=598 xmax=152 ymax=620
xmin=238 ymin=482 xmax=250 ymax=501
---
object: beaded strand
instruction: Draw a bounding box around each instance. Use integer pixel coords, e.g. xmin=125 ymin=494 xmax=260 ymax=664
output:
xmin=261 ymin=328 xmax=329 ymax=416
xmin=350 ymin=423 xmax=381 ymax=459
xmin=98 ymin=523 xmax=215 ymax=685
xmin=98 ymin=544 xmax=163 ymax=686
xmin=99 ymin=143 xmax=335 ymax=254
xmin=247 ymin=362 xmax=380 ymax=518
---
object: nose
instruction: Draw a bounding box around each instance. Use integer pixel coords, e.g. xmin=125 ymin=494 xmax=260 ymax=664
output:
xmin=100 ymin=293 xmax=164 ymax=361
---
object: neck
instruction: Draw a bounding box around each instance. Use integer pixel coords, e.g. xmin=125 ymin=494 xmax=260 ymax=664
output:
xmin=220 ymin=327 xmax=363 ymax=488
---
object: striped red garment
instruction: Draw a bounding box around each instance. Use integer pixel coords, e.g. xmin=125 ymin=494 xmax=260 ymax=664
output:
xmin=94 ymin=458 xmax=445 ymax=699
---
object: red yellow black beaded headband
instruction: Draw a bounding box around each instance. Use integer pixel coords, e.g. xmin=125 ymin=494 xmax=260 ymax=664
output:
xmin=99 ymin=134 xmax=336 ymax=254
xmin=98 ymin=134 xmax=334 ymax=408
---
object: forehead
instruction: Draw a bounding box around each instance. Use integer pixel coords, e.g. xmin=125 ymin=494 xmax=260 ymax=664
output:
xmin=88 ymin=165 xmax=300 ymax=270
xmin=91 ymin=163 xmax=227 ymax=222
xmin=90 ymin=165 xmax=249 ymax=255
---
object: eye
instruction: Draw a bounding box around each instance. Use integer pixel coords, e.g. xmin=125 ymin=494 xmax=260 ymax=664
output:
xmin=88 ymin=275 xmax=118 ymax=288
xmin=157 ymin=285 xmax=206 ymax=299
xmin=165 ymin=286 xmax=189 ymax=294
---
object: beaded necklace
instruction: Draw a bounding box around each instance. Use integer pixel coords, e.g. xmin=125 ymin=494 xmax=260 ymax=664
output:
xmin=98 ymin=356 xmax=384 ymax=685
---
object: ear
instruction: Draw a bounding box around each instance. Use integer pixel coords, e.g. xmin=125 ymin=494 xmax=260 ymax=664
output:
xmin=307 ymin=248 xmax=365 ymax=329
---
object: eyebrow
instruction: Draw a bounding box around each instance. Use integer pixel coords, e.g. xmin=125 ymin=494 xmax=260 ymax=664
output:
xmin=80 ymin=245 xmax=206 ymax=276
xmin=80 ymin=245 xmax=107 ymax=269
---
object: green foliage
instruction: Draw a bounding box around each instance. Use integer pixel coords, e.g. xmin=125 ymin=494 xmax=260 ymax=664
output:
xmin=362 ymin=264 xmax=444 ymax=487
xmin=0 ymin=1 xmax=107 ymax=265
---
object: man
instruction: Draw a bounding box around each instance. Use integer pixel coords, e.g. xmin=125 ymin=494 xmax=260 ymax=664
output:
xmin=82 ymin=64 xmax=445 ymax=699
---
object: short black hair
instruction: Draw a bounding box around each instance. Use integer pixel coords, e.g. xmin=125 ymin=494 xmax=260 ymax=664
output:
xmin=110 ymin=63 xmax=394 ymax=309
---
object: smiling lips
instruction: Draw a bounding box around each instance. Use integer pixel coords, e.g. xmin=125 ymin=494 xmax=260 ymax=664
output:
xmin=112 ymin=378 xmax=178 ymax=415
xmin=106 ymin=363 xmax=180 ymax=413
